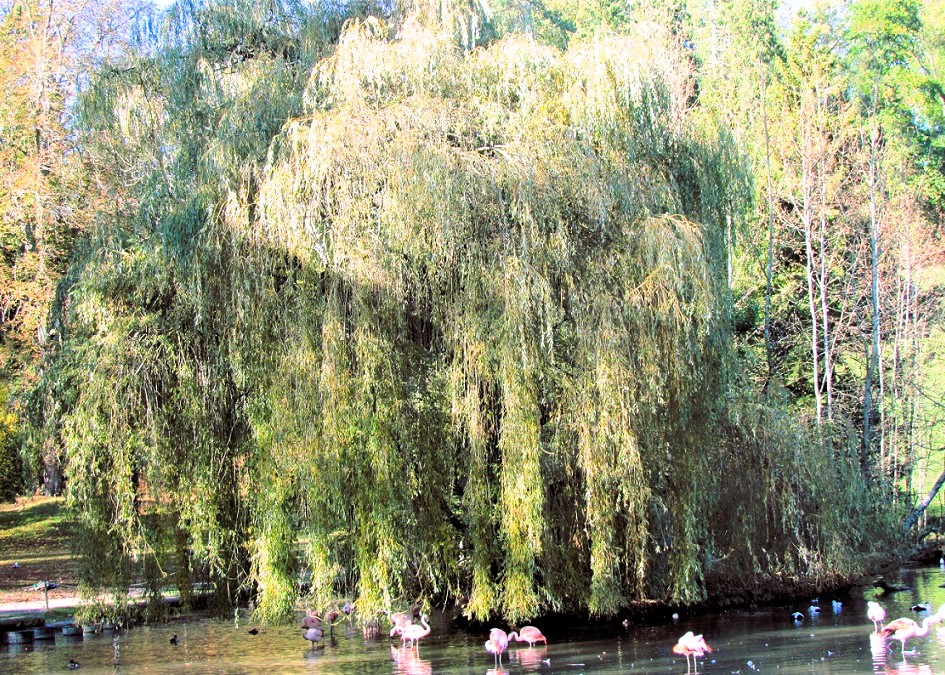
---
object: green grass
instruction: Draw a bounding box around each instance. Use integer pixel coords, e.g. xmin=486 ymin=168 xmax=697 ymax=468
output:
xmin=0 ymin=497 xmax=79 ymax=606
xmin=0 ymin=497 xmax=75 ymax=557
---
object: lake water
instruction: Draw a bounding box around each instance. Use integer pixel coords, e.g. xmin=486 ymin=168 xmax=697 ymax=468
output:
xmin=5 ymin=565 xmax=945 ymax=673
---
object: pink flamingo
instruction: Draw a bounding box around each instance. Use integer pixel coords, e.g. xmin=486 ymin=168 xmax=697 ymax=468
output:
xmin=485 ymin=628 xmax=509 ymax=667
xmin=400 ymin=614 xmax=431 ymax=654
xmin=301 ymin=610 xmax=324 ymax=648
xmin=867 ymin=601 xmax=886 ymax=633
xmin=672 ymin=631 xmax=712 ymax=673
xmin=881 ymin=614 xmax=944 ymax=654
xmin=390 ymin=612 xmax=414 ymax=643
xmin=508 ymin=625 xmax=547 ymax=646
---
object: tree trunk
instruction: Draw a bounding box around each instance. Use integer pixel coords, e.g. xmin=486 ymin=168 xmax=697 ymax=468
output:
xmin=818 ymin=210 xmax=834 ymax=422
xmin=801 ymin=94 xmax=823 ymax=423
xmin=903 ymin=463 xmax=945 ymax=533
xmin=762 ymin=76 xmax=775 ymax=388
xmin=863 ymin=118 xmax=883 ymax=476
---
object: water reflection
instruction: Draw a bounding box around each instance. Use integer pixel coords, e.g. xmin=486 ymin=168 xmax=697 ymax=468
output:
xmin=872 ymin=631 xmax=890 ymax=670
xmin=391 ymin=645 xmax=432 ymax=674
xmin=882 ymin=662 xmax=934 ymax=674
xmin=507 ymin=644 xmax=546 ymax=668
xmin=6 ymin=567 xmax=945 ymax=672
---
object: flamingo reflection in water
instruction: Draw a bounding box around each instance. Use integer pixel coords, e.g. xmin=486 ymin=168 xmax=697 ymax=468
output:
xmin=390 ymin=645 xmax=432 ymax=675
xmin=883 ymin=663 xmax=934 ymax=674
xmin=508 ymin=645 xmax=547 ymax=668
xmin=872 ymin=631 xmax=890 ymax=669
xmin=868 ymin=631 xmax=934 ymax=674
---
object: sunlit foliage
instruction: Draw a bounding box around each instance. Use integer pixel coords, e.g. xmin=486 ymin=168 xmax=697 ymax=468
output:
xmin=30 ymin=1 xmax=899 ymax=623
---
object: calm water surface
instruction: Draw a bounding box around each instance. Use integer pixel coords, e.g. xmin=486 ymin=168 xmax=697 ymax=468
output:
xmin=6 ymin=566 xmax=945 ymax=673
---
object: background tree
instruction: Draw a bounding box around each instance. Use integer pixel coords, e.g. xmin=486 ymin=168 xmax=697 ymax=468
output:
xmin=845 ymin=0 xmax=945 ymax=504
xmin=0 ymin=0 xmax=141 ymax=492
xmin=698 ymin=0 xmax=944 ymax=511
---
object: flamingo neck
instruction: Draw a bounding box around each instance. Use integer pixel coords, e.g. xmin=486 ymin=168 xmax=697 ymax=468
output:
xmin=507 ymin=631 xmax=519 ymax=642
xmin=918 ymin=616 xmax=940 ymax=636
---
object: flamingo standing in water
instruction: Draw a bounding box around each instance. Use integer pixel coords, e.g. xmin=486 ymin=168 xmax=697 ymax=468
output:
xmin=390 ymin=612 xmax=413 ymax=644
xmin=867 ymin=601 xmax=886 ymax=633
xmin=301 ymin=610 xmax=324 ymax=648
xmin=485 ymin=628 xmax=509 ymax=667
xmin=880 ymin=613 xmax=944 ymax=654
xmin=401 ymin=614 xmax=431 ymax=654
xmin=508 ymin=625 xmax=547 ymax=646
xmin=672 ymin=631 xmax=712 ymax=674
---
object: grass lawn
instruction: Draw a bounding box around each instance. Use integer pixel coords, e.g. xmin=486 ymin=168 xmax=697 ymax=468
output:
xmin=0 ymin=496 xmax=79 ymax=608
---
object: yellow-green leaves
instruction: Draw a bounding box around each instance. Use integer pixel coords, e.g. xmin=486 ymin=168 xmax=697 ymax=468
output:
xmin=44 ymin=3 xmax=889 ymax=626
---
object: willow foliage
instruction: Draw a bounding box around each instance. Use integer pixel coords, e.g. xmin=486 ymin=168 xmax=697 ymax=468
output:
xmin=35 ymin=2 xmax=895 ymax=625
xmin=252 ymin=14 xmax=887 ymax=621
xmin=33 ymin=0 xmax=382 ymax=613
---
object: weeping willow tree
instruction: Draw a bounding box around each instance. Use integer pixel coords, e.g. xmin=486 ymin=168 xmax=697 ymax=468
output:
xmin=30 ymin=0 xmax=897 ymax=625
xmin=250 ymin=11 xmax=894 ymax=621
xmin=28 ymin=0 xmax=392 ymax=613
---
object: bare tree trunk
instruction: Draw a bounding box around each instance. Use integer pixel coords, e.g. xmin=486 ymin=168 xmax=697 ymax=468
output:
xmin=801 ymin=97 xmax=823 ymax=423
xmin=804 ymin=210 xmax=822 ymax=423
xmin=818 ymin=211 xmax=834 ymax=422
xmin=908 ymin=262 xmax=920 ymax=492
xmin=762 ymin=77 xmax=775 ymax=388
xmin=904 ymin=461 xmax=945 ymax=532
xmin=890 ymin=247 xmax=908 ymax=486
xmin=816 ymin=94 xmax=834 ymax=423
xmin=863 ymin=119 xmax=883 ymax=476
